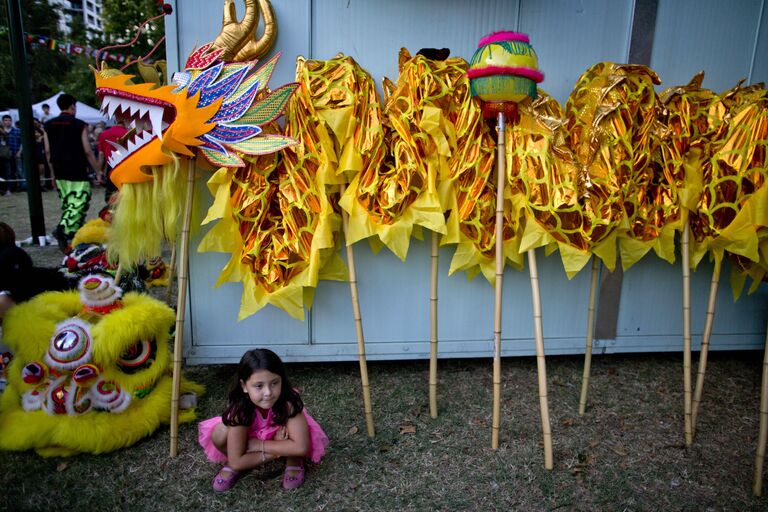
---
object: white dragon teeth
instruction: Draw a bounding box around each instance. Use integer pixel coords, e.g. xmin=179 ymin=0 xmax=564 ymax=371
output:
xmin=99 ymin=94 xmax=169 ymax=166
xmin=149 ymin=108 xmax=164 ymax=141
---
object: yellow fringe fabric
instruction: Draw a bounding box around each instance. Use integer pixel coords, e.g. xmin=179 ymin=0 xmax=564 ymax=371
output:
xmin=339 ymin=48 xmax=453 ymax=260
xmin=689 ymin=85 xmax=768 ymax=272
xmin=71 ymin=218 xmax=110 ymax=247
xmin=108 ymin=156 xmax=186 ymax=268
xmin=197 ymin=54 xmax=386 ymax=320
xmin=195 ymin=55 xmax=767 ymax=309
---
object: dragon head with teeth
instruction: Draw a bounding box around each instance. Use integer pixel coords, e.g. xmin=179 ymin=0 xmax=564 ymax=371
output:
xmin=93 ymin=0 xmax=295 ymax=189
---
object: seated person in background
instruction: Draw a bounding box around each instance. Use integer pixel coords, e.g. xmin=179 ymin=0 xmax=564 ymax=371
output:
xmin=0 ymin=222 xmax=68 ymax=324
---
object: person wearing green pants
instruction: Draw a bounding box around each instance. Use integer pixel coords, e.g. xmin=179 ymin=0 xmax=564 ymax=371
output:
xmin=44 ymin=94 xmax=101 ymax=251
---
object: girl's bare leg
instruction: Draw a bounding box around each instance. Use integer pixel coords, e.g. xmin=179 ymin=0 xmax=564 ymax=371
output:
xmin=211 ymin=423 xmax=229 ymax=454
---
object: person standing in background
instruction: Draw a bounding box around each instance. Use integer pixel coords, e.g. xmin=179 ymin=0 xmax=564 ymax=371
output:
xmin=44 ymin=94 xmax=101 ymax=252
xmin=33 ymin=119 xmax=53 ymax=191
xmin=39 ymin=103 xmax=51 ymax=123
xmin=1 ymin=115 xmax=21 ymax=194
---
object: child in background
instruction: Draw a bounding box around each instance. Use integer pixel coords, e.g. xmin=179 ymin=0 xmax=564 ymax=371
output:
xmin=198 ymin=348 xmax=329 ymax=491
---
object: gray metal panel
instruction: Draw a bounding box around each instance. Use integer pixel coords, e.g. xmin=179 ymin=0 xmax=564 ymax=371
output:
xmin=165 ymin=0 xmax=310 ymax=84
xmin=168 ymin=0 xmax=768 ymax=364
xmin=310 ymin=0 xmax=521 ymax=79
xmin=310 ymin=237 xmax=598 ymax=346
xmin=651 ymin=0 xmax=764 ymax=91
xmin=751 ymin=1 xmax=768 ymax=84
xmin=614 ymin=258 xmax=767 ymax=341
xmin=312 ymin=0 xmax=634 ymax=103
xmin=519 ymin=0 xmax=634 ymax=102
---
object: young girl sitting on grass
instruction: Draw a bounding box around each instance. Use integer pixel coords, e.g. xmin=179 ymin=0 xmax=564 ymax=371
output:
xmin=198 ymin=348 xmax=329 ymax=491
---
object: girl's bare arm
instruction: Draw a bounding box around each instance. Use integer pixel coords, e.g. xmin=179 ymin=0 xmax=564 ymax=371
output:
xmin=263 ymin=413 xmax=310 ymax=458
xmin=225 ymin=425 xmax=276 ymax=471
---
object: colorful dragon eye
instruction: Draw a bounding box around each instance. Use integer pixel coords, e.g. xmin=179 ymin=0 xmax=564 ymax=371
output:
xmin=116 ymin=339 xmax=156 ymax=373
xmin=72 ymin=363 xmax=100 ymax=386
xmin=45 ymin=319 xmax=93 ymax=371
xmin=22 ymin=362 xmax=47 ymax=384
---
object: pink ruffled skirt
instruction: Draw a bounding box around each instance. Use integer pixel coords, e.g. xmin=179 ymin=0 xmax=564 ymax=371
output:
xmin=198 ymin=409 xmax=329 ymax=464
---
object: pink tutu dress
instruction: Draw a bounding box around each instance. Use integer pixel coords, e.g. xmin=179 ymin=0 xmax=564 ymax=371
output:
xmin=198 ymin=406 xmax=329 ymax=464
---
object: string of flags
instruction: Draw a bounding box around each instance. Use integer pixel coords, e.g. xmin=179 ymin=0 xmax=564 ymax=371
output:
xmin=22 ymin=32 xmax=158 ymax=64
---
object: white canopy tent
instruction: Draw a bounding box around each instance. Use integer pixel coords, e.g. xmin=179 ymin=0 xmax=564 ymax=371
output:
xmin=0 ymin=91 xmax=110 ymax=125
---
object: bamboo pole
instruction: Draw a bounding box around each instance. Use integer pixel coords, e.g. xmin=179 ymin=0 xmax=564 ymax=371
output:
xmin=170 ymin=159 xmax=195 ymax=457
xmin=752 ymin=319 xmax=768 ymax=496
xmin=429 ymin=230 xmax=439 ymax=419
xmin=491 ymin=111 xmax=506 ymax=450
xmin=113 ymin=264 xmax=124 ymax=287
xmin=165 ymin=242 xmax=178 ymax=304
xmin=682 ymin=221 xmax=693 ymax=446
xmin=528 ymin=248 xmax=554 ymax=469
xmin=578 ymin=257 xmax=600 ymax=416
xmin=691 ymin=263 xmax=721 ymax=435
xmin=340 ymin=184 xmax=375 ymax=437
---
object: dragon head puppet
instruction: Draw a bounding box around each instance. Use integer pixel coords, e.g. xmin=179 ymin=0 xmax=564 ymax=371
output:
xmin=0 ymin=275 xmax=204 ymax=456
xmin=94 ymin=0 xmax=297 ymax=268
xmin=94 ymin=45 xmax=297 ymax=188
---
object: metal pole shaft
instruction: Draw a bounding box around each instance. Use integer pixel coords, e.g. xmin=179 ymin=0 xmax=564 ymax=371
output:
xmin=6 ymin=0 xmax=46 ymax=242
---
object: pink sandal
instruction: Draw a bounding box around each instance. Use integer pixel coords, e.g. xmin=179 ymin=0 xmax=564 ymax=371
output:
xmin=212 ymin=466 xmax=240 ymax=492
xmin=282 ymin=465 xmax=305 ymax=490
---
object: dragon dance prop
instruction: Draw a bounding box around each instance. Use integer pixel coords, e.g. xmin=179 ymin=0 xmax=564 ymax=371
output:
xmin=200 ymin=53 xmax=384 ymax=436
xmin=287 ymin=53 xmax=383 ymax=437
xmin=555 ymin=63 xmax=667 ymax=418
xmin=0 ymin=275 xmax=203 ymax=456
xmin=685 ymin=83 xmax=768 ymax=448
xmin=657 ymin=74 xmax=726 ymax=444
xmin=340 ymin=47 xmax=474 ymax=418
xmin=93 ymin=0 xmax=298 ymax=454
xmin=467 ymin=30 xmax=553 ymax=467
xmin=653 ymin=78 xmax=768 ymax=448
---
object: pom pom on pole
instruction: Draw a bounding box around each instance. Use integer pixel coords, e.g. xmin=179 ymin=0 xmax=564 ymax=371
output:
xmin=468 ymin=31 xmax=544 ymax=118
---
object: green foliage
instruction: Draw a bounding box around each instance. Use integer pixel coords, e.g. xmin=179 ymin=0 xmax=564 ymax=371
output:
xmin=102 ymin=0 xmax=166 ymax=61
xmin=0 ymin=0 xmax=166 ymax=111
xmin=0 ymin=0 xmax=74 ymax=109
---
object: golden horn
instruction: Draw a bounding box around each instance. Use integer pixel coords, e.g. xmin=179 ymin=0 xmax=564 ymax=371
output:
xmin=233 ymin=0 xmax=277 ymax=61
xmin=211 ymin=0 xmax=276 ymax=62
xmin=211 ymin=0 xmax=259 ymax=61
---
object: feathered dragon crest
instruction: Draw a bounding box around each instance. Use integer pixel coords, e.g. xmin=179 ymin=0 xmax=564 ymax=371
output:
xmin=93 ymin=0 xmax=295 ymax=188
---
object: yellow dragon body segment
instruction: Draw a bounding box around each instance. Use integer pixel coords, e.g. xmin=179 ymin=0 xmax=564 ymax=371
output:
xmin=200 ymin=54 xmax=388 ymax=319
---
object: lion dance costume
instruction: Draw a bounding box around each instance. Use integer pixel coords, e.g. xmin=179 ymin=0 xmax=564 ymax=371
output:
xmin=0 ymin=275 xmax=204 ymax=455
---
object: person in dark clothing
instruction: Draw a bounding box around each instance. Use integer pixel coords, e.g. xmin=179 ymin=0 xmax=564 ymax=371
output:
xmin=44 ymin=94 xmax=101 ymax=251
xmin=33 ymin=118 xmax=53 ymax=191
xmin=0 ymin=222 xmax=68 ymax=324
xmin=0 ymin=114 xmax=20 ymax=196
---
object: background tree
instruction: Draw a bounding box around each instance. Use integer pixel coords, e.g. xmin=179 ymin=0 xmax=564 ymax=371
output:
xmin=101 ymin=0 xmax=166 ymax=66
xmin=0 ymin=0 xmax=72 ymax=108
xmin=0 ymin=0 xmax=167 ymax=110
